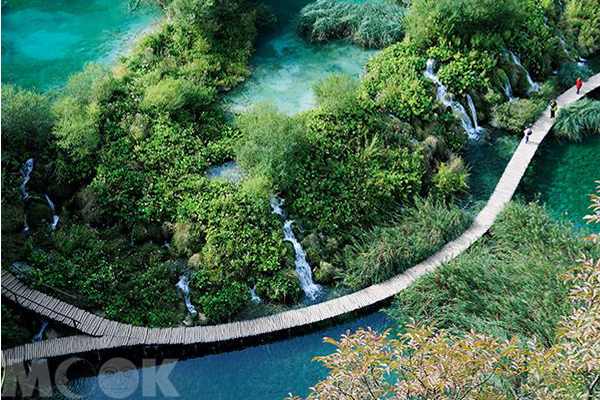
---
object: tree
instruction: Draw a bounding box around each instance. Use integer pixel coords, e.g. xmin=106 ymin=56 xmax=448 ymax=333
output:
xmin=1 ymin=85 xmax=54 ymax=164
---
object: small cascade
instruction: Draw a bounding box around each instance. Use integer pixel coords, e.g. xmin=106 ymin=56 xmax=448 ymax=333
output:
xmin=270 ymin=196 xmax=321 ymax=299
xmin=44 ymin=195 xmax=60 ymax=231
xmin=578 ymin=57 xmax=587 ymax=68
xmin=503 ymin=74 xmax=515 ymax=102
xmin=466 ymin=95 xmax=482 ymax=133
xmin=424 ymin=59 xmax=480 ymax=139
xmin=19 ymin=158 xmax=61 ymax=232
xmin=33 ymin=319 xmax=49 ymax=343
xmin=249 ymin=287 xmax=262 ymax=304
xmin=176 ymin=275 xmax=197 ymax=316
xmin=510 ymin=52 xmax=540 ymax=93
xmin=20 ymin=158 xmax=34 ymax=200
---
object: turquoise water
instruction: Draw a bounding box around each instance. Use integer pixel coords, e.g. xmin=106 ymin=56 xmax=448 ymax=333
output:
xmin=519 ymin=135 xmax=600 ymax=232
xmin=222 ymin=0 xmax=377 ymax=114
xmin=1 ymin=0 xmax=159 ymax=91
xmin=62 ymin=312 xmax=391 ymax=399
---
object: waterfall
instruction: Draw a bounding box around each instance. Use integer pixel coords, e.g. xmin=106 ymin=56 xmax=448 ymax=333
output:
xmin=20 ymin=158 xmax=34 ymax=200
xmin=466 ymin=95 xmax=481 ymax=132
xmin=510 ymin=52 xmax=540 ymax=93
xmin=44 ymin=195 xmax=60 ymax=231
xmin=249 ymin=287 xmax=262 ymax=304
xmin=176 ymin=275 xmax=197 ymax=316
xmin=424 ymin=59 xmax=481 ymax=139
xmin=503 ymin=74 xmax=515 ymax=102
xmin=578 ymin=57 xmax=587 ymax=68
xmin=33 ymin=319 xmax=49 ymax=342
xmin=20 ymin=158 xmax=60 ymax=232
xmin=270 ymin=196 xmax=321 ymax=299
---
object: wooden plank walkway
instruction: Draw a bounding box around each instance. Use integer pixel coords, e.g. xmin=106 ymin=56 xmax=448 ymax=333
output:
xmin=2 ymin=74 xmax=599 ymax=366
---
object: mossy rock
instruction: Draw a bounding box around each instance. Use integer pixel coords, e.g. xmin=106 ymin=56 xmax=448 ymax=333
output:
xmin=301 ymin=233 xmax=323 ymax=267
xmin=188 ymin=253 xmax=202 ymax=269
xmin=25 ymin=198 xmax=53 ymax=230
xmin=314 ymin=261 xmax=341 ymax=284
xmin=172 ymin=221 xmax=205 ymax=256
xmin=132 ymin=222 xmax=164 ymax=245
xmin=74 ymin=187 xmax=101 ymax=226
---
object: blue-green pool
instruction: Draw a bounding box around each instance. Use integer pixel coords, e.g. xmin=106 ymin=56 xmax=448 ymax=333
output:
xmin=222 ymin=0 xmax=378 ymax=114
xmin=1 ymin=0 xmax=159 ymax=91
xmin=61 ymin=312 xmax=391 ymax=399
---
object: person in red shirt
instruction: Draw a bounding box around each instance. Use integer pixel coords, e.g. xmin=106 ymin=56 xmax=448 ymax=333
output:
xmin=576 ymin=77 xmax=583 ymax=94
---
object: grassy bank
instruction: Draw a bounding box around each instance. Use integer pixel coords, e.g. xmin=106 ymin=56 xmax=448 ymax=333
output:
xmin=388 ymin=201 xmax=600 ymax=344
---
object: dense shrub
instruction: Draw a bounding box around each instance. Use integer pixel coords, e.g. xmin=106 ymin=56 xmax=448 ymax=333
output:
xmin=1 ymin=85 xmax=54 ymax=166
xmin=554 ymin=99 xmax=600 ymax=141
xmin=427 ymin=46 xmax=497 ymax=97
xmin=312 ymin=72 xmax=359 ymax=112
xmin=236 ymin=103 xmax=309 ymax=191
xmin=389 ymin=201 xmax=600 ymax=342
xmin=558 ymin=62 xmax=592 ymax=89
xmin=564 ymin=0 xmax=600 ymax=58
xmin=430 ymin=156 xmax=469 ymax=202
xmin=298 ymin=0 xmax=405 ymax=48
xmin=491 ymin=98 xmax=547 ymax=134
xmin=23 ymin=223 xmax=183 ymax=327
xmin=404 ymin=0 xmax=525 ymax=49
xmin=361 ymin=42 xmax=436 ymax=123
xmin=286 ymin=99 xmax=425 ymax=238
xmin=341 ymin=200 xmax=472 ymax=290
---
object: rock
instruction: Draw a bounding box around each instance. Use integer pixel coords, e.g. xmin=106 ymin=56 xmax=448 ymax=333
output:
xmin=314 ymin=261 xmax=340 ymax=284
xmin=188 ymin=253 xmax=202 ymax=269
xmin=75 ymin=187 xmax=101 ymax=225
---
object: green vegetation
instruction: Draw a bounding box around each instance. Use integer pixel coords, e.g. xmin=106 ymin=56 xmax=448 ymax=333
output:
xmin=341 ymin=200 xmax=472 ymax=290
xmin=554 ymin=98 xmax=600 ymax=141
xmin=491 ymin=98 xmax=547 ymax=133
xmin=1 ymin=305 xmax=33 ymax=349
xmin=564 ymin=0 xmax=600 ymax=58
xmin=558 ymin=61 xmax=592 ymax=89
xmin=389 ymin=202 xmax=599 ymax=343
xmin=298 ymin=0 xmax=405 ymax=48
xmin=1 ymin=85 xmax=54 ymax=167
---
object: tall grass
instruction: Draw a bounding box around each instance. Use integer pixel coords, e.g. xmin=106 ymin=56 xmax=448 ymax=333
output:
xmin=298 ymin=0 xmax=405 ymax=48
xmin=554 ymin=99 xmax=600 ymax=141
xmin=341 ymin=200 xmax=472 ymax=290
xmin=389 ymin=202 xmax=600 ymax=344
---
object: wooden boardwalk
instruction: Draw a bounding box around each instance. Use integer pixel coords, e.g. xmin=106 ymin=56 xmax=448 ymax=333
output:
xmin=2 ymin=74 xmax=599 ymax=366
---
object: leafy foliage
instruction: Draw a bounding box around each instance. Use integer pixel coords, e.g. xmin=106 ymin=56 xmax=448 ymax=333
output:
xmin=564 ymin=0 xmax=600 ymax=58
xmin=236 ymin=103 xmax=309 ymax=191
xmin=491 ymin=98 xmax=547 ymax=134
xmin=361 ymin=42 xmax=436 ymax=123
xmin=1 ymin=85 xmax=54 ymax=167
xmin=22 ymin=223 xmax=183 ymax=327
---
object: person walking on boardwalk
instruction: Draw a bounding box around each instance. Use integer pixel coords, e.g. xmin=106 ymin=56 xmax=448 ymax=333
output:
xmin=550 ymin=99 xmax=558 ymax=118
xmin=524 ymin=125 xmax=533 ymax=144
xmin=576 ymin=77 xmax=583 ymax=94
